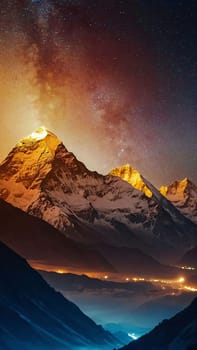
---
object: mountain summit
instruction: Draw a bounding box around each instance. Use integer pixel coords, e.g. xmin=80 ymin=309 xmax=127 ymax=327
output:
xmin=110 ymin=164 xmax=152 ymax=198
xmin=160 ymin=178 xmax=197 ymax=224
xmin=18 ymin=126 xmax=55 ymax=142
xmin=0 ymin=127 xmax=62 ymax=209
xmin=160 ymin=178 xmax=191 ymax=198
xmin=0 ymin=128 xmax=196 ymax=263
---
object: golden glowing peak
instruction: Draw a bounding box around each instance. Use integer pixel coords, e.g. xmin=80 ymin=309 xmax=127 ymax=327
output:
xmin=180 ymin=177 xmax=189 ymax=186
xmin=16 ymin=126 xmax=62 ymax=148
xmin=16 ymin=126 xmax=50 ymax=145
xmin=29 ymin=126 xmax=48 ymax=141
xmin=15 ymin=127 xmax=62 ymax=161
xmin=177 ymin=178 xmax=190 ymax=192
xmin=160 ymin=178 xmax=190 ymax=198
xmin=160 ymin=185 xmax=168 ymax=196
xmin=110 ymin=164 xmax=152 ymax=198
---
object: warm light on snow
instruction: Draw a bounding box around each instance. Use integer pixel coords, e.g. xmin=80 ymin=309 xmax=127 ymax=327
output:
xmin=29 ymin=126 xmax=48 ymax=141
xmin=160 ymin=178 xmax=189 ymax=199
xmin=159 ymin=177 xmax=197 ymax=224
xmin=110 ymin=164 xmax=152 ymax=198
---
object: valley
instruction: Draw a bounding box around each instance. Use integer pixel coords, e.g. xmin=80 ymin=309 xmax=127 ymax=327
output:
xmin=37 ymin=267 xmax=197 ymax=344
xmin=0 ymin=128 xmax=196 ymax=349
xmin=0 ymin=1 xmax=196 ymax=348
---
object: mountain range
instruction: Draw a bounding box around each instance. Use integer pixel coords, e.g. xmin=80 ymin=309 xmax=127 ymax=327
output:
xmin=121 ymin=294 xmax=197 ymax=350
xmin=0 ymin=197 xmax=179 ymax=277
xmin=111 ymin=164 xmax=197 ymax=226
xmin=0 ymin=127 xmax=196 ymax=265
xmin=0 ymin=127 xmax=196 ymax=350
xmin=0 ymin=198 xmax=114 ymax=272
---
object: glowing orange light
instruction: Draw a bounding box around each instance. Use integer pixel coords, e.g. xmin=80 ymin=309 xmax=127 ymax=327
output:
xmin=184 ymin=286 xmax=197 ymax=292
xmin=178 ymin=277 xmax=185 ymax=283
xmin=110 ymin=164 xmax=152 ymax=198
xmin=29 ymin=126 xmax=48 ymax=141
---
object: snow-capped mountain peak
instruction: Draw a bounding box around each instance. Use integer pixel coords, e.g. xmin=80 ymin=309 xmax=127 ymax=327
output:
xmin=16 ymin=126 xmax=62 ymax=152
xmin=18 ymin=126 xmax=49 ymax=142
xmin=160 ymin=178 xmax=197 ymax=224
xmin=0 ymin=128 xmax=196 ymax=262
xmin=0 ymin=127 xmax=62 ymax=209
xmin=109 ymin=164 xmax=152 ymax=198
xmin=160 ymin=177 xmax=191 ymax=200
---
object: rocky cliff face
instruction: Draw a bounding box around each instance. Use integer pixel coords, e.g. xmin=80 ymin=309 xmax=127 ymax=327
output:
xmin=0 ymin=128 xmax=196 ymax=262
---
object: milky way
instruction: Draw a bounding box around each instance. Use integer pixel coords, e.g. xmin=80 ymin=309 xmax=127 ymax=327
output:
xmin=0 ymin=0 xmax=196 ymax=186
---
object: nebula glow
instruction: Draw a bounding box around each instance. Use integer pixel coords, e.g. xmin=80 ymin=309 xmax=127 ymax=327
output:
xmin=0 ymin=1 xmax=196 ymax=186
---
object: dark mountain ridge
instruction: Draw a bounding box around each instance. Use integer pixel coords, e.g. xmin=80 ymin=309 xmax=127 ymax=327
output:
xmin=121 ymin=295 xmax=197 ymax=350
xmin=0 ymin=241 xmax=119 ymax=350
xmin=0 ymin=198 xmax=114 ymax=272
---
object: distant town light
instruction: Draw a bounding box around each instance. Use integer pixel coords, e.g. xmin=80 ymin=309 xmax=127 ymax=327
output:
xmin=184 ymin=286 xmax=197 ymax=292
xmin=128 ymin=333 xmax=138 ymax=340
xmin=178 ymin=277 xmax=185 ymax=283
xmin=181 ymin=266 xmax=195 ymax=271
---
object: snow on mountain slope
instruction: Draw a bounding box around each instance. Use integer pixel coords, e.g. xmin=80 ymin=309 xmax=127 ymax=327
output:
xmin=160 ymin=178 xmax=197 ymax=224
xmin=0 ymin=128 xmax=196 ymax=262
xmin=0 ymin=198 xmax=114 ymax=272
xmin=0 ymin=241 xmax=118 ymax=350
xmin=0 ymin=127 xmax=61 ymax=210
xmin=109 ymin=164 xmax=197 ymax=225
xmin=110 ymin=164 xmax=197 ymax=224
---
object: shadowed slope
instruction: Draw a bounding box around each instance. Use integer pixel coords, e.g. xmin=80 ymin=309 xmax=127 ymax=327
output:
xmin=0 ymin=241 xmax=119 ymax=350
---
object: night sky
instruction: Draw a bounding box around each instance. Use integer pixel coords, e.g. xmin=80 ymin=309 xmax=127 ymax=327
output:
xmin=0 ymin=0 xmax=196 ymax=186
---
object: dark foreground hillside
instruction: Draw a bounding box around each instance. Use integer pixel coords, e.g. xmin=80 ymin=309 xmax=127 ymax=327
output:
xmin=121 ymin=294 xmax=197 ymax=350
xmin=0 ymin=241 xmax=118 ymax=350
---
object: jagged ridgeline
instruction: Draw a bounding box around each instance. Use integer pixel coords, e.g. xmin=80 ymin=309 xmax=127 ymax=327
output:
xmin=0 ymin=127 xmax=196 ymax=266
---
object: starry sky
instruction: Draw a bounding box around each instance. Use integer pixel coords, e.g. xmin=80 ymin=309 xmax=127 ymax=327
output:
xmin=0 ymin=0 xmax=196 ymax=186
